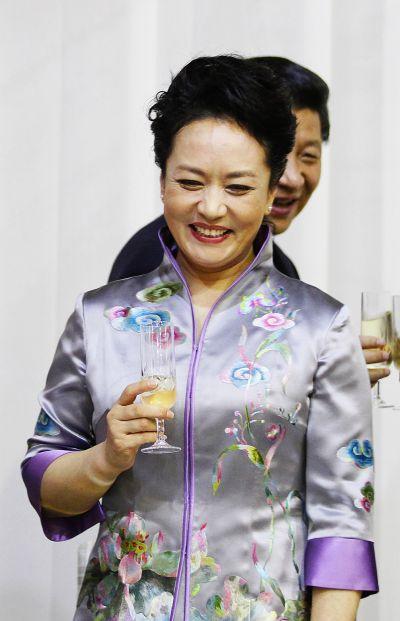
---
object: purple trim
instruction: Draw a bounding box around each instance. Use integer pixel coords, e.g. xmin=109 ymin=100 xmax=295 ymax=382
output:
xmin=159 ymin=227 xmax=272 ymax=618
xmin=304 ymin=537 xmax=379 ymax=596
xmin=161 ymin=240 xmax=197 ymax=620
xmin=22 ymin=449 xmax=105 ymax=541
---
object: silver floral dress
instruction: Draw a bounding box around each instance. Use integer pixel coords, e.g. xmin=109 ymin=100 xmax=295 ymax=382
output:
xmin=22 ymin=227 xmax=378 ymax=620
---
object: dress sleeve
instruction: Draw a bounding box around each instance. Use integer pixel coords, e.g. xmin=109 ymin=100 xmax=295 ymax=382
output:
xmin=21 ymin=294 xmax=105 ymax=541
xmin=304 ymin=305 xmax=378 ymax=595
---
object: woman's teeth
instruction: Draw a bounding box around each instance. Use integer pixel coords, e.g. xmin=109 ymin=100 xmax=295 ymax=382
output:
xmin=192 ymin=225 xmax=229 ymax=238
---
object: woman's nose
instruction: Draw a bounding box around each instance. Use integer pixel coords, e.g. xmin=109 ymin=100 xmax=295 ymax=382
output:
xmin=197 ymin=188 xmax=227 ymax=219
xmin=279 ymin=153 xmax=303 ymax=190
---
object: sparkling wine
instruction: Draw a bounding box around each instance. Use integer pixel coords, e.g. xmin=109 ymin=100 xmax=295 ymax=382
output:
xmin=361 ymin=312 xmax=392 ymax=368
xmin=142 ymin=376 xmax=177 ymax=409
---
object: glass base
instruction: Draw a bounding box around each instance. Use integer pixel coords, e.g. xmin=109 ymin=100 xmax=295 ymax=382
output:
xmin=141 ymin=440 xmax=181 ymax=454
xmin=374 ymin=398 xmax=394 ymax=409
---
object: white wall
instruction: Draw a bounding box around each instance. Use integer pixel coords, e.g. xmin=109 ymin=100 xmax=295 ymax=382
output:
xmin=1 ymin=1 xmax=399 ymax=619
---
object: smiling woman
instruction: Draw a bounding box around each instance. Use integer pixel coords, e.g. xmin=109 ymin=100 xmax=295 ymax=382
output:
xmin=22 ymin=55 xmax=377 ymax=621
xmin=162 ymin=118 xmax=274 ymax=278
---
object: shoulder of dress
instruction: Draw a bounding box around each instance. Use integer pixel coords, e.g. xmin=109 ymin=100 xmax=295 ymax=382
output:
xmin=82 ymin=273 xmax=159 ymax=306
xmin=268 ymin=267 xmax=344 ymax=318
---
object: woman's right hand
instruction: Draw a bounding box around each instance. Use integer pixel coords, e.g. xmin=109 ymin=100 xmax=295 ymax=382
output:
xmin=101 ymin=379 xmax=175 ymax=475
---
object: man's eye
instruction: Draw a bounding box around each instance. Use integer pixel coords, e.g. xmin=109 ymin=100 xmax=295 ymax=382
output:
xmin=301 ymin=152 xmax=320 ymax=162
xmin=177 ymin=179 xmax=202 ymax=189
xmin=226 ymin=184 xmax=253 ymax=194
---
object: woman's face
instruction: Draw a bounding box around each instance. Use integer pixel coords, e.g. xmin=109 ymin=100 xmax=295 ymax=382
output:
xmin=162 ymin=118 xmax=274 ymax=274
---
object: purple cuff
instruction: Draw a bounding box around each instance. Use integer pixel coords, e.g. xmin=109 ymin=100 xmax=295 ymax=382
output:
xmin=21 ymin=449 xmax=105 ymax=541
xmin=304 ymin=537 xmax=379 ymax=596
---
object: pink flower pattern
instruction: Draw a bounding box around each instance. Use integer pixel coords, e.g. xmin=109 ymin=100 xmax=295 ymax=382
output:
xmin=253 ymin=312 xmax=295 ymax=332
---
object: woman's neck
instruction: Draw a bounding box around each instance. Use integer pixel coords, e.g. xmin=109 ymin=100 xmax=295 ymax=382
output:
xmin=176 ymin=249 xmax=256 ymax=298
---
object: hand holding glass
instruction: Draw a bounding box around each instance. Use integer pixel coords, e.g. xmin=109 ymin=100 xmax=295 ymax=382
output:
xmin=361 ymin=291 xmax=392 ymax=408
xmin=391 ymin=296 xmax=400 ymax=410
xmin=140 ymin=321 xmax=180 ymax=454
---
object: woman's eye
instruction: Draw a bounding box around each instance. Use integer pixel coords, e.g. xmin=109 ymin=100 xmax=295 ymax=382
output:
xmin=226 ymin=184 xmax=253 ymax=194
xmin=177 ymin=179 xmax=202 ymax=189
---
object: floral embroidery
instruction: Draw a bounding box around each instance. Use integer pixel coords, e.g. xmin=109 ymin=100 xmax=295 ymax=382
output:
xmin=212 ymin=404 xmax=301 ymax=585
xmin=190 ymin=523 xmax=221 ymax=597
xmin=266 ymin=423 xmax=281 ymax=440
xmin=151 ymin=324 xmax=187 ymax=347
xmin=136 ymin=281 xmax=183 ymax=303
xmin=253 ymin=312 xmax=295 ymax=332
xmin=239 ymin=280 xmax=288 ymax=317
xmin=337 ymin=439 xmax=373 ymax=469
xmin=104 ymin=306 xmax=170 ymax=332
xmin=191 ymin=572 xmax=307 ymax=620
xmin=34 ymin=410 xmax=60 ymax=437
xmin=239 ymin=291 xmax=276 ymax=315
xmin=79 ymin=512 xmax=219 ymax=620
xmin=220 ymin=361 xmax=270 ymax=389
xmin=354 ymin=481 xmax=374 ymax=512
xmin=264 ymin=391 xmax=302 ymax=426
xmin=237 ymin=280 xmax=299 ymax=366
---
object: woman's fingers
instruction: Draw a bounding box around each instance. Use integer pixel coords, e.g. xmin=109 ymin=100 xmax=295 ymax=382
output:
xmin=117 ymin=379 xmax=158 ymax=406
xmin=115 ymin=431 xmax=158 ymax=449
xmin=118 ymin=418 xmax=157 ymax=434
xmin=133 ymin=402 xmax=174 ymax=420
xmin=104 ymin=381 xmax=176 ymax=473
xmin=110 ymin=402 xmax=174 ymax=422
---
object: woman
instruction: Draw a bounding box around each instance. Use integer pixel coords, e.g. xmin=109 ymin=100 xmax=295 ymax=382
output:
xmin=22 ymin=56 xmax=377 ymax=621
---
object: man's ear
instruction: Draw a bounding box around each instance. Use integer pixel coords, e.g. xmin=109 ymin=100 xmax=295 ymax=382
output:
xmin=160 ymin=173 xmax=165 ymax=201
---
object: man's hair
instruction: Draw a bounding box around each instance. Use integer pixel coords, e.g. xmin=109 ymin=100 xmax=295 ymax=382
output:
xmin=252 ymin=56 xmax=330 ymax=141
xmin=148 ymin=55 xmax=296 ymax=187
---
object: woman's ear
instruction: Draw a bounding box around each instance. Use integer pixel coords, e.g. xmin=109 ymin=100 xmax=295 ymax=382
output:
xmin=266 ymin=187 xmax=276 ymax=215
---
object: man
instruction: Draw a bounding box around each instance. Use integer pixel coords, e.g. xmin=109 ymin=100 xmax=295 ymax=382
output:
xmin=109 ymin=56 xmax=389 ymax=384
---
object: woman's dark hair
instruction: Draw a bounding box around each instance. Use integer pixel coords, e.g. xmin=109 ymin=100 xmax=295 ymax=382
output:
xmin=148 ymin=55 xmax=296 ymax=187
xmin=252 ymin=56 xmax=330 ymax=141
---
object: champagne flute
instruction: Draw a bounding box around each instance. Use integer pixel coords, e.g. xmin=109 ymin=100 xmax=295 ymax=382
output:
xmin=391 ymin=295 xmax=400 ymax=410
xmin=140 ymin=321 xmax=181 ymax=454
xmin=361 ymin=291 xmax=393 ymax=408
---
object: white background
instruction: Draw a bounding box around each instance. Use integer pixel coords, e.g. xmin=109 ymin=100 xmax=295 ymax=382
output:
xmin=1 ymin=1 xmax=399 ymax=619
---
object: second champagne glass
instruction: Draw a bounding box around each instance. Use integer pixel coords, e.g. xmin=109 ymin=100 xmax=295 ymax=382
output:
xmin=391 ymin=295 xmax=400 ymax=410
xmin=361 ymin=291 xmax=393 ymax=408
xmin=140 ymin=321 xmax=181 ymax=454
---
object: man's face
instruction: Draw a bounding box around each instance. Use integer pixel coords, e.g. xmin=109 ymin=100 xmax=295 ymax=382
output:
xmin=270 ymin=108 xmax=322 ymax=235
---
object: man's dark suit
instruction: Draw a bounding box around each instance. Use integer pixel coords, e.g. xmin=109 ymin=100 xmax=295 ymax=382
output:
xmin=109 ymin=216 xmax=299 ymax=281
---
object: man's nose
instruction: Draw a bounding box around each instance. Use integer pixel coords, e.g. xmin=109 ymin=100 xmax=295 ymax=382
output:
xmin=278 ymin=153 xmax=303 ymax=190
xmin=197 ymin=187 xmax=227 ymax=219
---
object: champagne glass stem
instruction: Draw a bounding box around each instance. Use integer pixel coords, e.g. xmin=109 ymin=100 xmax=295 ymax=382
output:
xmin=393 ymin=372 xmax=400 ymax=411
xmin=374 ymin=380 xmax=393 ymax=409
xmin=156 ymin=418 xmax=167 ymax=442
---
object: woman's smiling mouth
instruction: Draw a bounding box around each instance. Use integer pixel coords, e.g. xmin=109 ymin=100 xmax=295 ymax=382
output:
xmin=189 ymin=222 xmax=232 ymax=243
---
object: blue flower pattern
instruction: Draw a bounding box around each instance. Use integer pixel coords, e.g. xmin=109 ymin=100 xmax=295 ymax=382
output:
xmin=104 ymin=306 xmax=171 ymax=332
xmin=337 ymin=439 xmax=373 ymax=469
xmin=34 ymin=410 xmax=61 ymax=437
xmin=221 ymin=361 xmax=270 ymax=389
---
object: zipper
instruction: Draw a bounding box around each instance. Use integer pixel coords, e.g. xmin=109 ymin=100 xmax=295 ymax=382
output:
xmin=160 ymin=228 xmax=271 ymax=619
